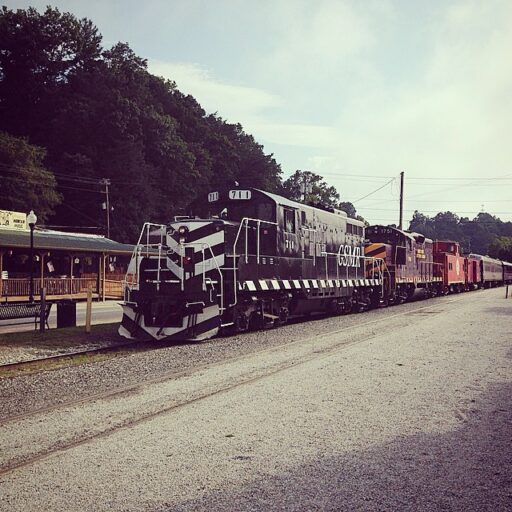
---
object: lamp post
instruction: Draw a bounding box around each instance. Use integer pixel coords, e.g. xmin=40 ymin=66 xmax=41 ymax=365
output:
xmin=27 ymin=210 xmax=37 ymax=302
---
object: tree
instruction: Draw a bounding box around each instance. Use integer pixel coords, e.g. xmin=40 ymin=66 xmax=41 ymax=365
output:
xmin=0 ymin=6 xmax=102 ymax=136
xmin=409 ymin=211 xmax=434 ymax=237
xmin=488 ymin=236 xmax=512 ymax=261
xmin=282 ymin=170 xmax=360 ymax=220
xmin=282 ymin=170 xmax=339 ymax=207
xmin=0 ymin=131 xmax=61 ymax=221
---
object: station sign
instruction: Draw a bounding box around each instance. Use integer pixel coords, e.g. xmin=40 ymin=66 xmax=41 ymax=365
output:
xmin=0 ymin=210 xmax=27 ymax=231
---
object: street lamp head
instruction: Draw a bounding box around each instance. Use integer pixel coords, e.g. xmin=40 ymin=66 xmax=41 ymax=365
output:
xmin=27 ymin=210 xmax=37 ymax=228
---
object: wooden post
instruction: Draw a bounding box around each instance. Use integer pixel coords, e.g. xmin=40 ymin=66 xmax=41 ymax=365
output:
xmin=85 ymin=285 xmax=92 ymax=333
xmin=40 ymin=252 xmax=45 ymax=291
xmin=0 ymin=250 xmax=3 ymax=300
xmin=69 ymin=255 xmax=74 ymax=297
xmin=40 ymin=287 xmax=46 ymax=333
xmin=102 ymin=254 xmax=106 ymax=302
xmin=95 ymin=254 xmax=101 ymax=301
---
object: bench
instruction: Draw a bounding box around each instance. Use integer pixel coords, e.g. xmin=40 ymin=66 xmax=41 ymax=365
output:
xmin=0 ymin=301 xmax=53 ymax=330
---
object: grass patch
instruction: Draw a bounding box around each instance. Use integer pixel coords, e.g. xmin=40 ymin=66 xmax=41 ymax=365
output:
xmin=0 ymin=323 xmax=123 ymax=350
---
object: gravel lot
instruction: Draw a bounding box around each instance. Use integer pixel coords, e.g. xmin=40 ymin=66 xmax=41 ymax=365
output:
xmin=0 ymin=288 xmax=510 ymax=511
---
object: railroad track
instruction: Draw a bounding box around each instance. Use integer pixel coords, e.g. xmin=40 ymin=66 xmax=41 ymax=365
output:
xmin=0 ymin=344 xmax=131 ymax=371
xmin=0 ymin=340 xmax=188 ymax=378
xmin=0 ymin=296 xmax=471 ymax=477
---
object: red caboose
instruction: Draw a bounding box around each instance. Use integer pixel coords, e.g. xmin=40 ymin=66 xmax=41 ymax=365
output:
xmin=465 ymin=254 xmax=482 ymax=290
xmin=433 ymin=241 xmax=466 ymax=293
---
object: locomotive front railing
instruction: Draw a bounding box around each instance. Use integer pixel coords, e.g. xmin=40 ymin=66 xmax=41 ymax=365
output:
xmin=232 ymin=217 xmax=278 ymax=264
xmin=229 ymin=217 xmax=278 ymax=309
xmin=122 ymin=222 xmax=226 ymax=313
xmin=123 ymin=222 xmax=167 ymax=300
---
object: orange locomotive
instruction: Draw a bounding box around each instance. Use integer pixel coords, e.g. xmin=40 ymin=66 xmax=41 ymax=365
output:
xmin=364 ymin=226 xmax=442 ymax=304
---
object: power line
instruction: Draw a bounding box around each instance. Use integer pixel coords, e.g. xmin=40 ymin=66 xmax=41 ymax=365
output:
xmin=407 ymin=172 xmax=512 ymax=200
xmin=353 ymin=176 xmax=396 ymax=203
xmin=0 ymin=174 xmax=101 ymax=193
xmin=61 ymin=202 xmax=102 ymax=225
xmin=0 ymin=163 xmax=102 ymax=184
xmin=356 ymin=206 xmax=512 ymax=214
xmin=406 ymin=176 xmax=512 ymax=181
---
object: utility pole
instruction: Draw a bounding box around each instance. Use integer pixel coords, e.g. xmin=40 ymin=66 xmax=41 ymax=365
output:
xmin=399 ymin=171 xmax=404 ymax=230
xmin=100 ymin=178 xmax=111 ymax=238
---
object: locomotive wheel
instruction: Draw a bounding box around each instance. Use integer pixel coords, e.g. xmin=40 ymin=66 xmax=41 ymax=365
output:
xmin=328 ymin=300 xmax=343 ymax=316
xmin=234 ymin=312 xmax=250 ymax=333
xmin=274 ymin=307 xmax=289 ymax=326
xmin=369 ymin=290 xmax=381 ymax=309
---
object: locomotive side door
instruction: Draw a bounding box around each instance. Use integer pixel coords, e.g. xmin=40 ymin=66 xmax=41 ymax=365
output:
xmin=282 ymin=207 xmax=298 ymax=256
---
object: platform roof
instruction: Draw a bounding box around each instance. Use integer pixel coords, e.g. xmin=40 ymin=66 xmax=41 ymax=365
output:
xmin=0 ymin=228 xmax=135 ymax=255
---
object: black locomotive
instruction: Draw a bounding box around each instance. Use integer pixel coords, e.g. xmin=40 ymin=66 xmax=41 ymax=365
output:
xmin=120 ymin=188 xmax=382 ymax=341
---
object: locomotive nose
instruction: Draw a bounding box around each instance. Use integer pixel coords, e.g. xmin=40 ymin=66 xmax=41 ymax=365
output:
xmin=364 ymin=243 xmax=388 ymax=277
xmin=365 ymin=243 xmax=387 ymax=261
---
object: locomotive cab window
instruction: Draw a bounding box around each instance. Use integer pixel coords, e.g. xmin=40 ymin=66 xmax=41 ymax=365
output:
xmin=284 ymin=208 xmax=296 ymax=233
xmin=257 ymin=203 xmax=273 ymax=222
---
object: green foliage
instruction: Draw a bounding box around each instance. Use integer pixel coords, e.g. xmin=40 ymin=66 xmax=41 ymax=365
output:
xmin=282 ymin=170 xmax=339 ymax=207
xmin=488 ymin=236 xmax=512 ymax=261
xmin=0 ymin=6 xmax=282 ymax=241
xmin=0 ymin=131 xmax=61 ymax=221
xmin=281 ymin=170 xmax=360 ymax=220
xmin=0 ymin=6 xmax=102 ymax=135
xmin=409 ymin=209 xmax=512 ymax=257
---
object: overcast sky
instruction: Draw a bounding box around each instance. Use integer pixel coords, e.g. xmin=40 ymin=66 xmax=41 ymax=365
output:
xmin=11 ymin=0 xmax=512 ymax=223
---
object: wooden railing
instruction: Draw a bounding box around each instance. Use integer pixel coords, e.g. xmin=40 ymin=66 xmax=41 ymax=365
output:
xmin=0 ymin=273 xmax=126 ymax=300
xmin=103 ymin=279 xmax=123 ymax=298
xmin=1 ymin=278 xmax=98 ymax=297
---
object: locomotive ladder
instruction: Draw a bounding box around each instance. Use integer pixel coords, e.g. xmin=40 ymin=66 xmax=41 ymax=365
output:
xmin=123 ymin=222 xmax=168 ymax=301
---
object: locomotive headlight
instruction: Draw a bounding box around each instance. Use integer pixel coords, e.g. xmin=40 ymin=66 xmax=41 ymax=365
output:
xmin=178 ymin=225 xmax=188 ymax=244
